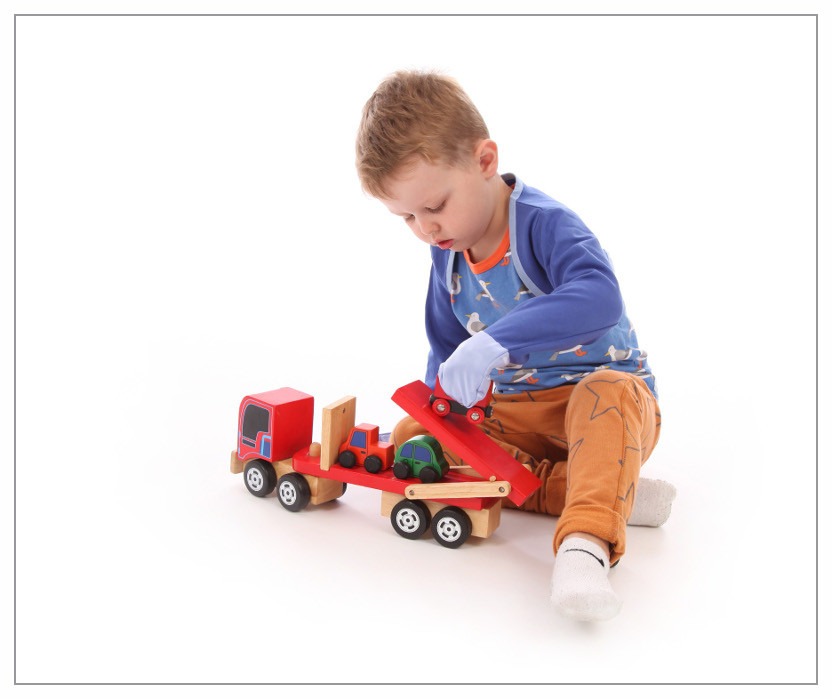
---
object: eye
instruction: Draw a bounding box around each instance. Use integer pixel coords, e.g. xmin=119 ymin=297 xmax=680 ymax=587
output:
xmin=426 ymin=202 xmax=445 ymax=214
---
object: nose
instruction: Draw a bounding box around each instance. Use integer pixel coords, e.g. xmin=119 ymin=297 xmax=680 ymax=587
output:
xmin=415 ymin=215 xmax=439 ymax=239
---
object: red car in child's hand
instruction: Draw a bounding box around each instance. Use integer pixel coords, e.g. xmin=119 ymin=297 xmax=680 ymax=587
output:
xmin=429 ymin=377 xmax=494 ymax=424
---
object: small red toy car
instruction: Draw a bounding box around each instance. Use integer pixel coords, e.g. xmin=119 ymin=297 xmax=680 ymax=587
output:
xmin=429 ymin=377 xmax=494 ymax=424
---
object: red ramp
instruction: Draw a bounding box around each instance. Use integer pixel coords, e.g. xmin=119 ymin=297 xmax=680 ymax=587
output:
xmin=391 ymin=380 xmax=541 ymax=507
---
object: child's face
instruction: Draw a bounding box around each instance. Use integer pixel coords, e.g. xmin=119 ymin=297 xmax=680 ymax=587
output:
xmin=378 ymin=146 xmax=504 ymax=259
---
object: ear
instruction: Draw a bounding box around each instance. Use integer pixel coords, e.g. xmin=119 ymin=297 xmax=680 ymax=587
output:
xmin=474 ymin=139 xmax=499 ymax=178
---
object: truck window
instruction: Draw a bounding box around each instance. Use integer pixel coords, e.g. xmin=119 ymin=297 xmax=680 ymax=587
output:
xmin=241 ymin=404 xmax=270 ymax=446
xmin=414 ymin=446 xmax=431 ymax=463
xmin=350 ymin=431 xmax=367 ymax=449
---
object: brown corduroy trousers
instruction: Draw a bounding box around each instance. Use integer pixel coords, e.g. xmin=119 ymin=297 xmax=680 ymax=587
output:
xmin=392 ymin=369 xmax=661 ymax=564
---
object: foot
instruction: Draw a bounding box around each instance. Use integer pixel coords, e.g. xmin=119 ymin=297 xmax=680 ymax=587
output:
xmin=550 ymin=537 xmax=622 ymax=621
xmin=629 ymin=478 xmax=677 ymax=527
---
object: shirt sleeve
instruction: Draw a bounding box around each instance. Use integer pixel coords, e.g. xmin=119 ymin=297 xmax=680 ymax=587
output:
xmin=424 ymin=257 xmax=471 ymax=388
xmin=484 ymin=207 xmax=624 ymax=363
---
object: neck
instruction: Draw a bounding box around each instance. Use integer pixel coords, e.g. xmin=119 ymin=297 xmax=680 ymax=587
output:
xmin=467 ymin=177 xmax=512 ymax=263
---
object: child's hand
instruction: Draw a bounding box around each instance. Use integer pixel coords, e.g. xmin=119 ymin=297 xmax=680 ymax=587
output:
xmin=437 ymin=331 xmax=509 ymax=408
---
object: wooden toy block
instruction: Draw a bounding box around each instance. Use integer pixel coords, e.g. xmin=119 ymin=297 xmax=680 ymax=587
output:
xmin=274 ymin=454 xmax=342 ymax=505
xmin=275 ymin=458 xmax=296 ymax=479
xmin=319 ymin=395 xmax=356 ymax=471
xmin=308 ymin=477 xmax=346 ymax=505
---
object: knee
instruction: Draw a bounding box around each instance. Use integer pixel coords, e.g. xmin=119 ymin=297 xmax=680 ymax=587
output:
xmin=571 ymin=370 xmax=653 ymax=423
xmin=568 ymin=370 xmax=640 ymax=420
xmin=573 ymin=370 xmax=633 ymax=403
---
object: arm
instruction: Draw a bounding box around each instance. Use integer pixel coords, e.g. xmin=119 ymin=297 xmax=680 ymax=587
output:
xmin=485 ymin=208 xmax=623 ymax=363
xmin=424 ymin=255 xmax=470 ymax=389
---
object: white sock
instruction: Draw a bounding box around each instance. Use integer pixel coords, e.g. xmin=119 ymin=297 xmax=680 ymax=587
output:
xmin=551 ymin=537 xmax=622 ymax=622
xmin=629 ymin=478 xmax=677 ymax=527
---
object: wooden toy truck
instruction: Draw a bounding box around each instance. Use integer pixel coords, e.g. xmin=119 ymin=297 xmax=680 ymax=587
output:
xmin=230 ymin=380 xmax=541 ymax=548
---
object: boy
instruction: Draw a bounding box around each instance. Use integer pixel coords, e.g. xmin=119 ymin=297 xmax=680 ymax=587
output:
xmin=355 ymin=70 xmax=675 ymax=622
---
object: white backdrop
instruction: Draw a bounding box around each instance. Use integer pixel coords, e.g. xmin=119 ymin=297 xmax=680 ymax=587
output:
xmin=4 ymin=3 xmax=824 ymax=689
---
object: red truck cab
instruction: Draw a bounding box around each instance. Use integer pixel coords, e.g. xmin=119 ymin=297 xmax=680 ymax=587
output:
xmin=237 ymin=388 xmax=314 ymax=463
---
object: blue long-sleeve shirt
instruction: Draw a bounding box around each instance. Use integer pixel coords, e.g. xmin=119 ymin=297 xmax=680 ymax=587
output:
xmin=424 ymin=174 xmax=656 ymax=397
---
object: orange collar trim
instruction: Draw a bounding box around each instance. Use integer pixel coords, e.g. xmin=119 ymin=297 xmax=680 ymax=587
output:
xmin=464 ymin=229 xmax=511 ymax=275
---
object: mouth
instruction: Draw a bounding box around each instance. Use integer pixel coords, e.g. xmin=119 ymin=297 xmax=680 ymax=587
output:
xmin=434 ymin=239 xmax=454 ymax=250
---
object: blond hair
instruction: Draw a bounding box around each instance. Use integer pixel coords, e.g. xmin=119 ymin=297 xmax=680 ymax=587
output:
xmin=356 ymin=70 xmax=489 ymax=198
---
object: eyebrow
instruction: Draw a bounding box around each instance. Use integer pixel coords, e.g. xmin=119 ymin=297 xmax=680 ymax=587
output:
xmin=385 ymin=190 xmax=447 ymax=217
xmin=388 ymin=203 xmax=434 ymax=217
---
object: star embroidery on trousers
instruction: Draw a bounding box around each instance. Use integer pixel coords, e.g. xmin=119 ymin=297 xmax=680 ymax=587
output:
xmin=617 ymin=480 xmax=636 ymax=504
xmin=619 ymin=443 xmax=644 ymax=468
xmin=584 ymin=378 xmax=630 ymax=420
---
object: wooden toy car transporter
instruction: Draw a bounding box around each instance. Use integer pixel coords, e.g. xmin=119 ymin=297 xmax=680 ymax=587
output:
xmin=230 ymin=380 xmax=541 ymax=548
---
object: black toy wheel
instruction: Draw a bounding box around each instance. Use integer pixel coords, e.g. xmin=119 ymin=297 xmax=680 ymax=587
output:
xmin=276 ymin=473 xmax=311 ymax=512
xmin=390 ymin=499 xmax=431 ymax=540
xmin=393 ymin=461 xmax=412 ymax=480
xmin=431 ymin=507 xmax=472 ymax=548
xmin=338 ymin=451 xmax=357 ymax=468
xmin=419 ymin=466 xmax=440 ymax=484
xmin=364 ymin=455 xmax=383 ymax=473
xmin=243 ymin=460 xmax=276 ymax=497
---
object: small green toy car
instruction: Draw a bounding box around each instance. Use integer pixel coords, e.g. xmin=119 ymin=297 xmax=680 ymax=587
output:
xmin=392 ymin=435 xmax=450 ymax=483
